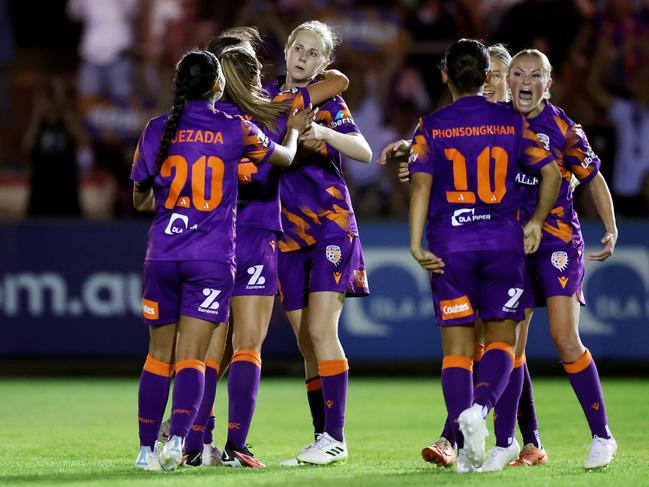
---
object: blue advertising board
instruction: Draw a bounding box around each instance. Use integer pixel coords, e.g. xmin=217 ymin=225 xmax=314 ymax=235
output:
xmin=1 ymin=221 xmax=647 ymax=361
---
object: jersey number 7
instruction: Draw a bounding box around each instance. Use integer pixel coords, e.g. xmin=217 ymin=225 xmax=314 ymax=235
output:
xmin=445 ymin=146 xmax=508 ymax=204
xmin=161 ymin=155 xmax=224 ymax=211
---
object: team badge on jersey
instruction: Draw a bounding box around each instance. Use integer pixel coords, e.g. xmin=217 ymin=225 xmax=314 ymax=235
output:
xmin=536 ymin=133 xmax=550 ymax=151
xmin=326 ymin=245 xmax=342 ymax=265
xmin=551 ymin=251 xmax=569 ymax=271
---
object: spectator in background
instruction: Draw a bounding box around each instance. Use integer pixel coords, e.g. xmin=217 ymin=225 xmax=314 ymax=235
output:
xmin=0 ymin=0 xmax=13 ymax=167
xmin=587 ymin=28 xmax=649 ymax=217
xmin=342 ymin=70 xmax=398 ymax=218
xmin=66 ymin=0 xmax=140 ymax=105
xmin=404 ymin=0 xmax=482 ymax=106
xmin=22 ymin=77 xmax=91 ymax=217
xmin=494 ymin=0 xmax=583 ymax=70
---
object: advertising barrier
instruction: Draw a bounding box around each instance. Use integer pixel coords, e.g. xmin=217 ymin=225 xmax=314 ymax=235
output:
xmin=1 ymin=221 xmax=647 ymax=361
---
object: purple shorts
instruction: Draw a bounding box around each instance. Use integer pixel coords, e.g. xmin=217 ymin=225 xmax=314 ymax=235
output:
xmin=233 ymin=227 xmax=279 ymax=297
xmin=430 ymin=250 xmax=526 ymax=326
xmin=521 ymin=243 xmax=586 ymax=309
xmin=277 ymin=234 xmax=370 ymax=311
xmin=141 ymin=260 xmax=235 ymax=325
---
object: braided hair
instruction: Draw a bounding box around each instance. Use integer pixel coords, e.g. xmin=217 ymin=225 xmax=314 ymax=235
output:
xmin=152 ymin=50 xmax=223 ymax=178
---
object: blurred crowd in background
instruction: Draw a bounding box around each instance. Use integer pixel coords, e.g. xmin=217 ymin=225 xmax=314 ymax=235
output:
xmin=0 ymin=0 xmax=648 ymax=220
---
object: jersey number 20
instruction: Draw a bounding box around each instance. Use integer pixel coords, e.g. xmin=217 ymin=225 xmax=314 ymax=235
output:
xmin=445 ymin=146 xmax=507 ymax=204
xmin=161 ymin=155 xmax=224 ymax=211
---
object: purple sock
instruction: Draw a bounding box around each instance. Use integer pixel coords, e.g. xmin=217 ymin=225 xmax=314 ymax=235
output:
xmin=474 ymin=342 xmax=514 ymax=414
xmin=138 ymin=356 xmax=173 ymax=449
xmin=472 ymin=342 xmax=484 ymax=388
xmin=441 ymin=356 xmax=473 ymax=448
xmin=306 ymin=376 xmax=325 ymax=437
xmin=319 ymin=359 xmax=349 ymax=443
xmin=169 ymin=361 xmax=205 ymax=439
xmin=184 ymin=361 xmax=219 ymax=451
xmin=440 ymin=416 xmax=452 ymax=443
xmin=564 ymin=349 xmax=610 ymax=438
xmin=518 ymin=362 xmax=542 ymax=448
xmin=494 ymin=358 xmax=525 ymax=447
xmin=227 ymin=351 xmax=262 ymax=450
xmin=204 ymin=412 xmax=215 ymax=445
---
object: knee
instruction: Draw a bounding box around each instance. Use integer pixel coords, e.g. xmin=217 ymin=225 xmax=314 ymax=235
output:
xmin=296 ymin=332 xmax=316 ymax=360
xmin=233 ymin=330 xmax=266 ymax=354
xmin=308 ymin=325 xmax=337 ymax=351
xmin=551 ymin=333 xmax=583 ymax=362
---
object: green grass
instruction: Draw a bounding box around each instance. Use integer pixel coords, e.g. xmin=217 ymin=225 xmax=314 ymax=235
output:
xmin=0 ymin=377 xmax=647 ymax=486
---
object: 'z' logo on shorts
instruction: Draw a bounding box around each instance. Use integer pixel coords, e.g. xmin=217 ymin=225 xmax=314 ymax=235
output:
xmin=247 ymin=265 xmax=266 ymax=286
xmin=199 ymin=288 xmax=221 ymax=310
xmin=503 ymin=287 xmax=524 ymax=312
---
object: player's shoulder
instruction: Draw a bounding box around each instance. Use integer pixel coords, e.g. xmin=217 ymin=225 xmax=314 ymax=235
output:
xmin=545 ymin=101 xmax=574 ymax=126
xmin=262 ymin=75 xmax=285 ymax=98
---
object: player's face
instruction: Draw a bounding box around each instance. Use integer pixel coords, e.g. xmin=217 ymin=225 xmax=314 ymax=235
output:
xmin=508 ymin=56 xmax=551 ymax=118
xmin=484 ymin=56 xmax=509 ymax=103
xmin=285 ymin=31 xmax=327 ymax=83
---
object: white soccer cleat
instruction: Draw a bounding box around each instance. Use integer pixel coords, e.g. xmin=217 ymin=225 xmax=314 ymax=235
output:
xmin=458 ymin=404 xmax=489 ymax=469
xmin=279 ymin=435 xmax=321 ymax=467
xmin=481 ymin=439 xmax=521 ymax=472
xmin=456 ymin=448 xmax=479 ymax=473
xmin=584 ymin=435 xmax=617 ymax=469
xmin=296 ymin=432 xmax=348 ymax=465
xmin=202 ymin=443 xmax=224 ymax=467
xmin=134 ymin=445 xmax=162 ymax=471
xmin=158 ymin=435 xmax=184 ymax=471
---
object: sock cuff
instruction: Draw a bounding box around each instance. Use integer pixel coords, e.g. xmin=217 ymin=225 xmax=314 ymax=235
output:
xmin=473 ymin=342 xmax=485 ymax=362
xmin=514 ymin=355 xmax=526 ymax=368
xmin=563 ymin=348 xmax=592 ymax=374
xmin=231 ymin=349 xmax=262 ymax=368
xmin=205 ymin=359 xmax=220 ymax=373
xmin=484 ymin=341 xmax=515 ymax=362
xmin=143 ymin=355 xmax=174 ymax=377
xmin=306 ymin=376 xmax=322 ymax=392
xmin=442 ymin=355 xmax=473 ymax=372
xmin=318 ymin=358 xmax=349 ymax=377
xmin=175 ymin=359 xmax=206 ymax=374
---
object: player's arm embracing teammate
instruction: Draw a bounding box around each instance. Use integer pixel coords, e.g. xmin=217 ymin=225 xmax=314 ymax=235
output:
xmin=131 ymin=49 xmax=309 ymax=472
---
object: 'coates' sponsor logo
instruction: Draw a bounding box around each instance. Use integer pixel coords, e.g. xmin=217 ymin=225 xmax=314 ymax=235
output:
xmin=440 ymin=296 xmax=474 ymax=320
xmin=142 ymin=299 xmax=159 ymax=320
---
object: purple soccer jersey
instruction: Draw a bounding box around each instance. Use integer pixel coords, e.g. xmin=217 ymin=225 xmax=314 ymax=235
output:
xmin=266 ymin=76 xmax=360 ymax=252
xmin=516 ymin=101 xmax=601 ymax=252
xmin=216 ymin=87 xmax=311 ymax=233
xmin=130 ymin=101 xmax=277 ymax=263
xmin=409 ymin=96 xmax=555 ymax=256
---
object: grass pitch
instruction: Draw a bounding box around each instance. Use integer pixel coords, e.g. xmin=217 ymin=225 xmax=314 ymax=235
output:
xmin=0 ymin=377 xmax=647 ymax=486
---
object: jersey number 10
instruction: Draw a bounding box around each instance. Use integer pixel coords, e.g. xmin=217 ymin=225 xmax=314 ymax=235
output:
xmin=161 ymin=155 xmax=224 ymax=211
xmin=445 ymin=146 xmax=507 ymax=204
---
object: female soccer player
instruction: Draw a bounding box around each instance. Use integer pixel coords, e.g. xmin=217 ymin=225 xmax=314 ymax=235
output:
xmin=408 ymin=39 xmax=561 ymax=473
xmin=180 ymin=38 xmax=349 ymax=468
xmin=267 ymin=20 xmax=372 ymax=466
xmin=420 ymin=43 xmax=524 ymax=468
xmin=131 ymin=50 xmax=305 ymax=471
xmin=485 ymin=48 xmax=618 ymax=471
